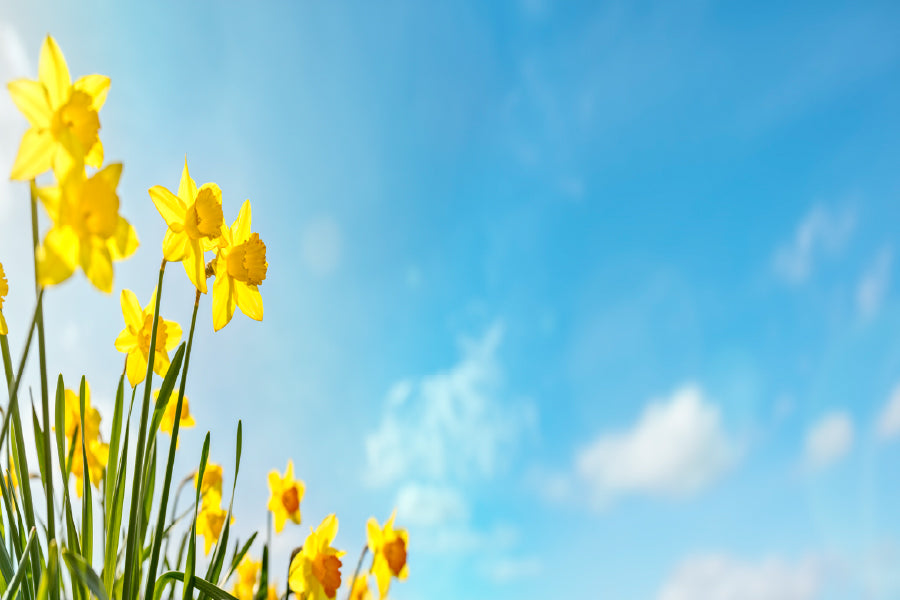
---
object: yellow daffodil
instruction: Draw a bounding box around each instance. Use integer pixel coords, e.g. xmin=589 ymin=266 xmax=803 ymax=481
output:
xmin=34 ymin=164 xmax=138 ymax=292
xmin=114 ymin=288 xmax=181 ymax=387
xmin=195 ymin=462 xmax=223 ymax=506
xmin=267 ymin=585 xmax=279 ymax=600
xmin=196 ymin=503 xmax=228 ymax=555
xmin=149 ymin=159 xmax=224 ymax=293
xmin=349 ymin=576 xmax=372 ymax=600
xmin=232 ymin=555 xmax=260 ymax=600
xmin=366 ymin=511 xmax=408 ymax=599
xmin=153 ymin=389 xmax=195 ymax=447
xmin=211 ymin=200 xmax=266 ymax=330
xmin=62 ymin=382 xmax=109 ymax=496
xmin=288 ymin=514 xmax=345 ymax=600
xmin=0 ymin=263 xmax=8 ymax=335
xmin=267 ymin=460 xmax=305 ymax=534
xmin=7 ymin=35 xmax=109 ymax=180
xmin=1 ymin=460 xmax=19 ymax=499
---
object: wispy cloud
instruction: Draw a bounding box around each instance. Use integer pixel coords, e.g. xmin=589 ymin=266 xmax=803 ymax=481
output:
xmin=803 ymin=411 xmax=853 ymax=470
xmin=876 ymin=385 xmax=900 ymax=441
xmin=575 ymin=384 xmax=738 ymax=507
xmin=857 ymin=246 xmax=892 ymax=319
xmin=773 ymin=205 xmax=855 ymax=284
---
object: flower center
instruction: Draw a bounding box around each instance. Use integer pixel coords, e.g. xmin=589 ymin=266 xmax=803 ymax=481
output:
xmin=78 ymin=175 xmax=119 ymax=239
xmin=137 ymin=314 xmax=168 ymax=355
xmin=311 ymin=554 xmax=342 ymax=599
xmin=281 ymin=486 xmax=299 ymax=513
xmin=226 ymin=233 xmax=267 ymax=286
xmin=51 ymin=90 xmax=100 ymax=153
xmin=184 ymin=187 xmax=223 ymax=240
xmin=383 ymin=537 xmax=407 ymax=576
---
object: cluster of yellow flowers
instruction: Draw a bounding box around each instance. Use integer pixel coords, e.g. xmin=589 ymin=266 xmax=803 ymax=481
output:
xmin=2 ymin=34 xmax=409 ymax=600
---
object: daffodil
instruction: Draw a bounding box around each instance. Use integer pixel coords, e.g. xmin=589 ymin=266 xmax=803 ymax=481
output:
xmin=114 ymin=288 xmax=181 ymax=387
xmin=154 ymin=389 xmax=195 ymax=447
xmin=34 ymin=164 xmax=138 ymax=292
xmin=366 ymin=511 xmax=408 ymax=599
xmin=7 ymin=35 xmax=109 ymax=180
xmin=267 ymin=585 xmax=279 ymax=600
xmin=231 ymin=555 xmax=260 ymax=600
xmin=267 ymin=460 xmax=305 ymax=533
xmin=196 ymin=503 xmax=228 ymax=555
xmin=195 ymin=462 xmax=223 ymax=507
xmin=0 ymin=263 xmax=8 ymax=336
xmin=62 ymin=382 xmax=109 ymax=496
xmin=211 ymin=200 xmax=266 ymax=330
xmin=349 ymin=576 xmax=372 ymax=600
xmin=1 ymin=460 xmax=18 ymax=500
xmin=288 ymin=514 xmax=345 ymax=600
xmin=149 ymin=159 xmax=224 ymax=293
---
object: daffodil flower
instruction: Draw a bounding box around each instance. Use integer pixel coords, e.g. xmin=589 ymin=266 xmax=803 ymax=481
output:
xmin=114 ymin=289 xmax=182 ymax=387
xmin=0 ymin=263 xmax=8 ymax=336
xmin=267 ymin=460 xmax=305 ymax=533
xmin=232 ymin=555 xmax=261 ymax=600
xmin=149 ymin=159 xmax=224 ymax=293
xmin=195 ymin=462 xmax=224 ymax=507
xmin=366 ymin=511 xmax=408 ymax=599
xmin=62 ymin=382 xmax=109 ymax=496
xmin=211 ymin=199 xmax=267 ymax=331
xmin=288 ymin=514 xmax=345 ymax=600
xmin=266 ymin=586 xmax=279 ymax=600
xmin=7 ymin=35 xmax=109 ymax=180
xmin=34 ymin=164 xmax=138 ymax=292
xmin=196 ymin=503 xmax=228 ymax=555
xmin=154 ymin=389 xmax=196 ymax=446
xmin=349 ymin=576 xmax=372 ymax=600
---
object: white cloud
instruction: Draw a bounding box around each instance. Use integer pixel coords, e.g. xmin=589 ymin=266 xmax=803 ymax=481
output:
xmin=773 ymin=205 xmax=855 ymax=284
xmin=0 ymin=23 xmax=32 ymax=218
xmin=395 ymin=483 xmax=468 ymax=527
xmin=804 ymin=411 xmax=853 ymax=470
xmin=364 ymin=321 xmax=536 ymax=487
xmin=481 ymin=556 xmax=543 ymax=583
xmin=857 ymin=247 xmax=892 ymax=319
xmin=877 ymin=385 xmax=900 ymax=441
xmin=658 ymin=553 xmax=826 ymax=600
xmin=575 ymin=384 xmax=738 ymax=505
xmin=300 ymin=216 xmax=342 ymax=276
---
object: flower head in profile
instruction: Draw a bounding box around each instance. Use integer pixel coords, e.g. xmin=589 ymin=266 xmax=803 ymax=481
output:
xmin=195 ymin=462 xmax=223 ymax=507
xmin=231 ymin=555 xmax=260 ymax=600
xmin=34 ymin=164 xmax=139 ymax=292
xmin=196 ymin=503 xmax=228 ymax=555
xmin=0 ymin=263 xmax=8 ymax=336
xmin=154 ymin=390 xmax=195 ymax=446
xmin=348 ymin=576 xmax=372 ymax=600
xmin=288 ymin=514 xmax=345 ymax=600
xmin=62 ymin=382 xmax=109 ymax=496
xmin=366 ymin=511 xmax=408 ymax=598
xmin=267 ymin=459 xmax=305 ymax=533
xmin=211 ymin=200 xmax=266 ymax=330
xmin=7 ymin=35 xmax=109 ymax=180
xmin=114 ymin=289 xmax=181 ymax=387
xmin=149 ymin=159 xmax=224 ymax=293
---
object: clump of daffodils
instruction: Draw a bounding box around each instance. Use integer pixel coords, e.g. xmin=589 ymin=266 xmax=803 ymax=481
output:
xmin=0 ymin=34 xmax=409 ymax=600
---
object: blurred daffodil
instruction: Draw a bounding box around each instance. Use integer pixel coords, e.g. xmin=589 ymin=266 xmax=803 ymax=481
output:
xmin=0 ymin=263 xmax=8 ymax=335
xmin=211 ymin=200 xmax=266 ymax=330
xmin=349 ymin=576 xmax=372 ymax=600
xmin=154 ymin=390 xmax=195 ymax=446
xmin=7 ymin=35 xmax=109 ymax=180
xmin=149 ymin=159 xmax=224 ymax=293
xmin=34 ymin=164 xmax=138 ymax=292
xmin=267 ymin=459 xmax=305 ymax=533
xmin=114 ymin=288 xmax=181 ymax=387
xmin=62 ymin=382 xmax=109 ymax=496
xmin=367 ymin=511 xmax=408 ymax=599
xmin=288 ymin=514 xmax=344 ymax=600
xmin=232 ymin=555 xmax=260 ymax=600
xmin=195 ymin=462 xmax=223 ymax=507
xmin=267 ymin=585 xmax=279 ymax=600
xmin=196 ymin=503 xmax=228 ymax=555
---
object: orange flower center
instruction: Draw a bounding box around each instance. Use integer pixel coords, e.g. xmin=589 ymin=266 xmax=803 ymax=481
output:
xmin=137 ymin=314 xmax=168 ymax=355
xmin=184 ymin=187 xmax=224 ymax=240
xmin=384 ymin=537 xmax=407 ymax=576
xmin=51 ymin=90 xmax=100 ymax=153
xmin=281 ymin=486 xmax=300 ymax=513
xmin=78 ymin=175 xmax=119 ymax=239
xmin=226 ymin=233 xmax=267 ymax=286
xmin=311 ymin=554 xmax=342 ymax=599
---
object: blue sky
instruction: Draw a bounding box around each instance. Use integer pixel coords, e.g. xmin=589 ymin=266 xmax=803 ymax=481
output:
xmin=3 ymin=0 xmax=900 ymax=598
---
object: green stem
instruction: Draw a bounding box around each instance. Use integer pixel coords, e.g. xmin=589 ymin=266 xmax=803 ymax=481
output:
xmin=0 ymin=291 xmax=42 ymax=452
xmin=144 ymin=289 xmax=200 ymax=600
xmin=345 ymin=545 xmax=368 ymax=600
xmin=122 ymin=258 xmax=167 ymax=600
xmin=0 ymin=336 xmax=12 ymax=394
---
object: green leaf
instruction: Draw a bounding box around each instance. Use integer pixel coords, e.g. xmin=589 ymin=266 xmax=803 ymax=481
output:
xmin=155 ymin=572 xmax=239 ymax=600
xmin=228 ymin=533 xmax=258 ymax=585
xmin=34 ymin=542 xmax=56 ymax=600
xmin=183 ymin=433 xmax=210 ymax=600
xmin=78 ymin=377 xmax=93 ymax=563
xmin=0 ymin=527 xmax=36 ymax=600
xmin=63 ymin=550 xmax=110 ymax=600
xmin=103 ymin=394 xmax=134 ymax=599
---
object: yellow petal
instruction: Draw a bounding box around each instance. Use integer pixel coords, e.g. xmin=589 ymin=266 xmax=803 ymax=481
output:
xmin=317 ymin=514 xmax=338 ymax=544
xmin=183 ymin=240 xmax=207 ymax=294
xmin=84 ymin=139 xmax=103 ymax=169
xmin=109 ymin=218 xmax=139 ymax=261
xmin=119 ymin=289 xmax=142 ymax=328
xmin=7 ymin=79 xmax=51 ymax=127
xmin=36 ymin=228 xmax=78 ymax=287
xmin=232 ymin=200 xmax=252 ymax=245
xmin=162 ymin=229 xmax=188 ymax=261
xmin=178 ymin=158 xmax=197 ymax=205
xmin=125 ymin=351 xmax=145 ymax=387
xmin=39 ymin=35 xmax=71 ymax=108
xmin=366 ymin=518 xmax=382 ymax=550
xmin=164 ymin=319 xmax=182 ymax=351
xmin=234 ymin=282 xmax=263 ymax=321
xmin=80 ymin=243 xmax=113 ymax=293
xmin=0 ymin=312 xmax=7 ymax=336
xmin=73 ymin=74 xmax=110 ymax=110
xmin=34 ymin=183 xmax=62 ymax=223
xmin=114 ymin=329 xmax=136 ymax=353
xmin=149 ymin=185 xmax=185 ymax=228
xmin=10 ymin=128 xmax=54 ymax=180
xmin=212 ymin=266 xmax=235 ymax=332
